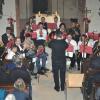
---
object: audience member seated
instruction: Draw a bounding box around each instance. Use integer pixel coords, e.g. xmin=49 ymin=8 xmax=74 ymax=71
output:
xmin=12 ymin=78 xmax=30 ymax=100
xmin=5 ymin=94 xmax=16 ymax=100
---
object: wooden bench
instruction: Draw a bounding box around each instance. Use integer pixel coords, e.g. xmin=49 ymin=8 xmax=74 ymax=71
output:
xmin=0 ymin=83 xmax=30 ymax=93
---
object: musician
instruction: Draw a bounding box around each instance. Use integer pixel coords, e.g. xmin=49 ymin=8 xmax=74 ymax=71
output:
xmin=68 ymin=23 xmax=81 ymax=43
xmin=0 ymin=39 xmax=5 ymax=66
xmin=20 ymin=23 xmax=32 ymax=43
xmin=58 ymin=23 xmax=68 ymax=40
xmin=14 ymin=37 xmax=23 ymax=53
xmin=2 ymin=27 xmax=12 ymax=46
xmin=49 ymin=31 xmax=56 ymax=41
xmin=6 ymin=34 xmax=15 ymax=49
xmin=65 ymin=34 xmax=77 ymax=69
xmin=24 ymin=22 xmax=31 ymax=33
xmin=0 ymin=39 xmax=5 ymax=58
xmin=93 ymin=35 xmax=100 ymax=56
xmin=30 ymin=16 xmax=37 ymax=31
xmin=36 ymin=22 xmax=47 ymax=46
xmin=40 ymin=17 xmax=48 ymax=31
xmin=23 ymin=40 xmax=36 ymax=74
xmin=54 ymin=16 xmax=61 ymax=30
xmin=36 ymin=45 xmax=48 ymax=75
xmin=77 ymin=35 xmax=94 ymax=70
xmin=75 ymin=23 xmax=81 ymax=43
xmin=29 ymin=17 xmax=34 ymax=30
xmin=5 ymin=46 xmax=18 ymax=70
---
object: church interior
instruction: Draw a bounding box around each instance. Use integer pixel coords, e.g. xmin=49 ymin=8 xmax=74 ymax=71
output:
xmin=0 ymin=0 xmax=100 ymax=100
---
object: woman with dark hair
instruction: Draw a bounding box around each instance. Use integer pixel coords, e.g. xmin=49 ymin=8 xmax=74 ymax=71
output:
xmin=59 ymin=23 xmax=68 ymax=40
xmin=77 ymin=34 xmax=92 ymax=70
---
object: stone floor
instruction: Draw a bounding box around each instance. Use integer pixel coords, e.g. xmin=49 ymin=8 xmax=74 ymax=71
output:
xmin=32 ymin=72 xmax=83 ymax=100
xmin=31 ymin=47 xmax=83 ymax=100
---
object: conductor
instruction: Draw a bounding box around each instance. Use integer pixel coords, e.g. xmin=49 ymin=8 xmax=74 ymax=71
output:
xmin=48 ymin=30 xmax=68 ymax=91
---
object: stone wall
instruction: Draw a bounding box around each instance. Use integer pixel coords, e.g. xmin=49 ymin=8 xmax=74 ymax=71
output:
xmin=86 ymin=0 xmax=100 ymax=32
xmin=0 ymin=0 xmax=16 ymax=36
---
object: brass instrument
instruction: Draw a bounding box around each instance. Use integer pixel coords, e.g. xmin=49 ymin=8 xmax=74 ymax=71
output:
xmin=93 ymin=41 xmax=100 ymax=56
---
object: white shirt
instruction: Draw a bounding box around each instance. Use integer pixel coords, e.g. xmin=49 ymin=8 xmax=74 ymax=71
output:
xmin=78 ymin=40 xmax=94 ymax=58
xmin=17 ymin=45 xmax=23 ymax=51
xmin=56 ymin=22 xmax=61 ymax=29
xmin=36 ymin=29 xmax=47 ymax=40
xmin=53 ymin=22 xmax=61 ymax=31
xmin=78 ymin=39 xmax=94 ymax=51
xmin=66 ymin=39 xmax=77 ymax=53
xmin=6 ymin=50 xmax=15 ymax=60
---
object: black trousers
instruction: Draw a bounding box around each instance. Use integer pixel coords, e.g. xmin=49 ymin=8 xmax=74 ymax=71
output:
xmin=52 ymin=61 xmax=66 ymax=89
xmin=70 ymin=54 xmax=76 ymax=68
xmin=77 ymin=53 xmax=90 ymax=69
xmin=67 ymin=54 xmax=76 ymax=68
xmin=36 ymin=40 xmax=45 ymax=47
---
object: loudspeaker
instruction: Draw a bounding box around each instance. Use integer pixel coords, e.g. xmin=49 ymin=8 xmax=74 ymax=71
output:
xmin=33 ymin=0 xmax=48 ymax=13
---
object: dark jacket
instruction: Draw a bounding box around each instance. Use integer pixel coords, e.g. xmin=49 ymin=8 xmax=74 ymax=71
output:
xmin=48 ymin=39 xmax=68 ymax=62
xmin=68 ymin=28 xmax=81 ymax=43
xmin=0 ymin=46 xmax=5 ymax=57
xmin=2 ymin=33 xmax=8 ymax=46
xmin=42 ymin=22 xmax=48 ymax=30
xmin=12 ymin=88 xmax=29 ymax=100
